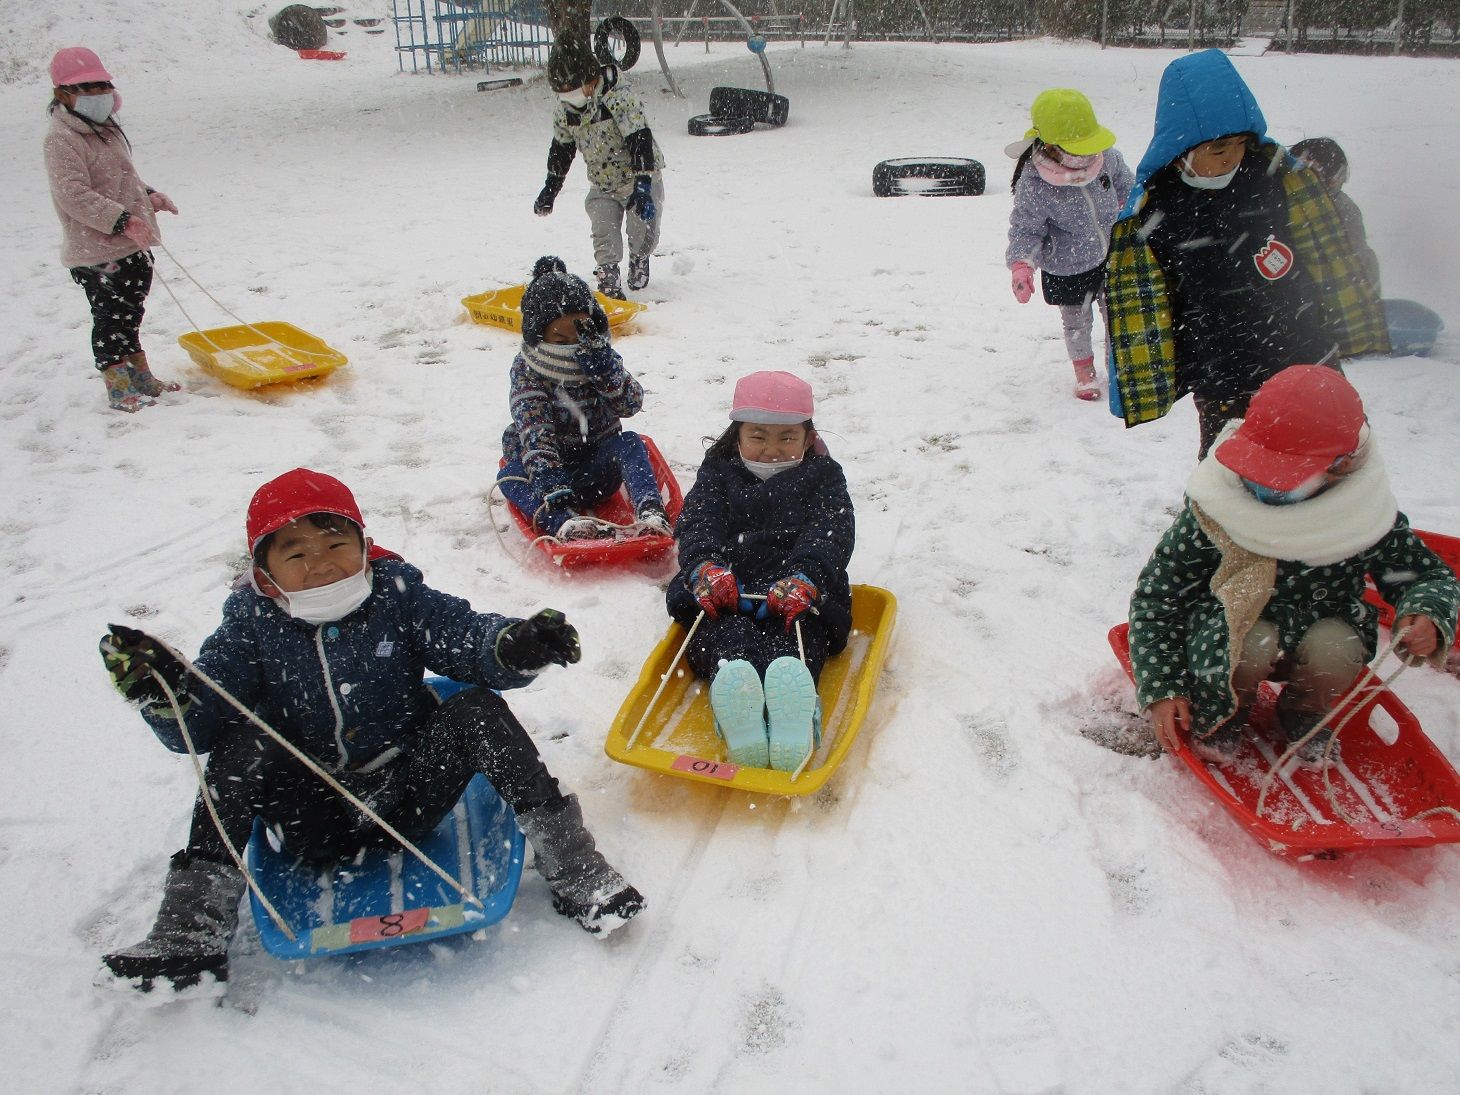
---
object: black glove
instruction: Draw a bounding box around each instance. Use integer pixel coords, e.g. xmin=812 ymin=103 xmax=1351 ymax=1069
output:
xmin=496 ymin=609 xmax=582 ymax=674
xmin=534 ymin=175 xmax=565 ymax=216
xmin=574 ymin=317 xmax=617 ymax=379
xmin=99 ymin=623 xmax=189 ymax=705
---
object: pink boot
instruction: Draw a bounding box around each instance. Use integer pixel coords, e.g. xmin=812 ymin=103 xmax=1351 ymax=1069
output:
xmin=1071 ymin=357 xmax=1100 ymax=401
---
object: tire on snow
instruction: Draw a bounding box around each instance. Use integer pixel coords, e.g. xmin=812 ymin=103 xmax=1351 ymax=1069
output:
xmin=872 ymin=157 xmax=986 ymax=197
xmin=269 ymin=4 xmax=328 ymax=50
xmin=708 ymin=86 xmax=790 ymax=128
xmin=688 ymin=113 xmax=756 ymax=137
xmin=594 ymin=16 xmax=641 ymax=70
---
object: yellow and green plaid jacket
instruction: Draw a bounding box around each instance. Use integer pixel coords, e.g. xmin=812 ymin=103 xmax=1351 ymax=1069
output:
xmin=1106 ymin=146 xmax=1389 ymax=427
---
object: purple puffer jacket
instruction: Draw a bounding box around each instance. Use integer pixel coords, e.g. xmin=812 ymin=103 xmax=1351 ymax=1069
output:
xmin=1005 ymin=148 xmax=1134 ymax=277
xmin=42 ymin=107 xmax=159 ymax=269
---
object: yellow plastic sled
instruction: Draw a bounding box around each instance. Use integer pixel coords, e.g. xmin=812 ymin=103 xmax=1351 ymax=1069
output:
xmin=178 ymin=321 xmax=348 ymax=389
xmin=604 ymin=585 xmax=896 ymax=795
xmin=462 ymin=285 xmax=647 ymax=336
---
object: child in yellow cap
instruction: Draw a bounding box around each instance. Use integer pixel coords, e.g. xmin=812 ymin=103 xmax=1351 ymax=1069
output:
xmin=1005 ymin=89 xmax=1133 ymax=400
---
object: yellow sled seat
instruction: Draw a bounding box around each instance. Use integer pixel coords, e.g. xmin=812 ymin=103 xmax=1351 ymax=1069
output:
xmin=605 ymin=585 xmax=897 ymax=795
xmin=462 ymin=285 xmax=647 ymax=336
xmin=178 ymin=322 xmax=347 ymax=389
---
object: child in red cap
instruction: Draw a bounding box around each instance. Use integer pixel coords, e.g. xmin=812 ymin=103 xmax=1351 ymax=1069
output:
xmin=97 ymin=468 xmax=643 ymax=994
xmin=666 ymin=372 xmax=855 ymax=771
xmin=1128 ymin=366 xmax=1458 ymax=764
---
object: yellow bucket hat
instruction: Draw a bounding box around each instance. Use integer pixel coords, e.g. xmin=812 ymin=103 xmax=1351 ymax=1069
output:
xmin=1023 ymin=89 xmax=1116 ymax=156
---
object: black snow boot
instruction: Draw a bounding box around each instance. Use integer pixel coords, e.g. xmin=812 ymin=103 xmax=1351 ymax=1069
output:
xmin=516 ymin=794 xmax=644 ymax=935
xmin=101 ymin=851 xmax=245 ymax=993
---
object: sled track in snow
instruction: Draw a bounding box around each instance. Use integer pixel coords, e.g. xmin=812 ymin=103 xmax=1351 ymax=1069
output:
xmin=570 ymin=790 xmax=734 ymax=1091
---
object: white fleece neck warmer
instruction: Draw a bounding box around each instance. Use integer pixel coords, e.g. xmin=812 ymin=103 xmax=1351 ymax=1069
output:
xmin=1185 ymin=423 xmax=1397 ymax=566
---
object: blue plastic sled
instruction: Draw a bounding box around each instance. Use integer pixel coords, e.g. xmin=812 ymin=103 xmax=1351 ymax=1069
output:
xmin=246 ymin=683 xmax=525 ymax=960
xmin=1383 ymin=298 xmax=1445 ymax=358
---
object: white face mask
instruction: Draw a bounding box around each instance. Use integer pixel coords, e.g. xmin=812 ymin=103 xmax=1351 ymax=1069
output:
xmin=741 ymin=455 xmax=802 ymax=481
xmin=277 ymin=565 xmax=373 ymax=625
xmin=73 ymin=93 xmax=115 ymax=124
xmin=556 ymin=88 xmax=590 ymax=109
xmin=1179 ymin=156 xmax=1239 ymax=190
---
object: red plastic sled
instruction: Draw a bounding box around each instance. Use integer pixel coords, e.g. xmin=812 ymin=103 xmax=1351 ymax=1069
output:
xmin=1108 ymin=623 xmax=1460 ymax=858
xmin=298 ymin=49 xmax=347 ymax=60
xmin=1363 ymin=528 xmax=1460 ymax=651
xmin=500 ymin=436 xmax=684 ymax=570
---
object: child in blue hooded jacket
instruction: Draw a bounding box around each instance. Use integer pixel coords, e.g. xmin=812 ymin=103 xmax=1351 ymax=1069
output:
xmin=667 ymin=372 xmax=855 ymax=772
xmin=1104 ymin=50 xmax=1388 ymax=455
xmin=97 ymin=468 xmax=644 ymax=994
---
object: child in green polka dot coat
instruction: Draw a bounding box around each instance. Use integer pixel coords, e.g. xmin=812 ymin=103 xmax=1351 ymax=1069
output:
xmin=1128 ymin=366 xmax=1458 ymax=765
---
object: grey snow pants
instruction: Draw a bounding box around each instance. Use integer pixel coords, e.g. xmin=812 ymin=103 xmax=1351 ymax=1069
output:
xmin=585 ymin=174 xmax=664 ymax=268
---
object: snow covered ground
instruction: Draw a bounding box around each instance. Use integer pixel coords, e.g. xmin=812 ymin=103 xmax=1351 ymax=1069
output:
xmin=3 ymin=5 xmax=1460 ymax=1092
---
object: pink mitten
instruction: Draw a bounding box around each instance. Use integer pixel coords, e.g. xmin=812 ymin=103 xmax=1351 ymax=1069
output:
xmin=149 ymin=191 xmax=178 ymax=215
xmin=1010 ymin=262 xmax=1035 ymax=305
xmin=121 ymin=216 xmax=154 ymax=247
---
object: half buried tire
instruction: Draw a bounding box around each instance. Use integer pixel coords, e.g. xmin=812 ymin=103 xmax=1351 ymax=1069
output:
xmin=872 ymin=157 xmax=986 ymax=197
xmin=688 ymin=114 xmax=756 ymax=136
xmin=708 ymin=86 xmax=790 ymax=127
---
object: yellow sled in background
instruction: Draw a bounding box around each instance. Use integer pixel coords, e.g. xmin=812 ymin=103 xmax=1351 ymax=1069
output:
xmin=178 ymin=321 xmax=348 ymax=389
xmin=604 ymin=585 xmax=896 ymax=795
xmin=462 ymin=285 xmax=647 ymax=336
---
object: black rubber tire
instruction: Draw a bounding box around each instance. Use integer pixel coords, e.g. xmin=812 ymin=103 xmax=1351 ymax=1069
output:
xmin=594 ymin=16 xmax=641 ymax=70
xmin=872 ymin=157 xmax=986 ymax=197
xmin=477 ymin=78 xmax=525 ymax=92
xmin=688 ymin=113 xmax=755 ymax=137
xmin=269 ymin=4 xmax=327 ymax=50
xmin=709 ymin=86 xmax=790 ymax=127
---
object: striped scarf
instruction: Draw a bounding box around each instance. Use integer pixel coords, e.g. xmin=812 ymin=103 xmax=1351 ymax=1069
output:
xmin=520 ymin=340 xmax=584 ymax=383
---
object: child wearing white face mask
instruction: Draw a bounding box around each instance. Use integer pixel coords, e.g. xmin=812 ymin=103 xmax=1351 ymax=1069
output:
xmin=533 ymin=35 xmax=665 ymax=300
xmin=1104 ymin=50 xmax=1388 ymax=455
xmin=666 ymin=372 xmax=856 ymax=771
xmin=43 ymin=47 xmax=181 ymax=412
xmin=1005 ymin=89 xmax=1134 ymax=401
xmin=96 ymin=467 xmax=644 ymax=992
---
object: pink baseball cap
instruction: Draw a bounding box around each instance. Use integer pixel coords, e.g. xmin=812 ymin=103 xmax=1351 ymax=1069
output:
xmin=50 ymin=47 xmax=113 ymax=87
xmin=729 ymin=371 xmax=814 ymax=424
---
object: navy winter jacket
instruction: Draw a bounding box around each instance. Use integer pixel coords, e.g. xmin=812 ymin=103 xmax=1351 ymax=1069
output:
xmin=142 ymin=559 xmax=534 ymax=767
xmin=667 ymin=453 xmax=855 ymax=653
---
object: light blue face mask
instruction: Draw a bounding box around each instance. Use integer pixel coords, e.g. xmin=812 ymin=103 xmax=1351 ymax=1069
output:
xmin=72 ymin=93 xmax=115 ymax=124
xmin=1240 ymin=477 xmax=1326 ymax=506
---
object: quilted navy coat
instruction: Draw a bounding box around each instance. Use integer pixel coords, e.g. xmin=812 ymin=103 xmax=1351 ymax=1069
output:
xmin=667 ymin=452 xmax=855 ymax=653
xmin=142 ymin=559 xmax=534 ymax=769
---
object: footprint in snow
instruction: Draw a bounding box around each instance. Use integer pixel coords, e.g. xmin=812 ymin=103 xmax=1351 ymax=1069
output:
xmin=1175 ymin=1030 xmax=1287 ymax=1092
xmin=740 ymin=984 xmax=796 ymax=1055
xmin=971 ymin=995 xmax=1067 ymax=1095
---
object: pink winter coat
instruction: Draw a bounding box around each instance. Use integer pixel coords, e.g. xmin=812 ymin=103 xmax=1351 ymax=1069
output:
xmin=42 ymin=107 xmax=159 ymax=269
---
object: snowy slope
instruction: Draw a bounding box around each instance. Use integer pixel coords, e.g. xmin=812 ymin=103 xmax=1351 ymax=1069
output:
xmin=3 ymin=7 xmax=1460 ymax=1092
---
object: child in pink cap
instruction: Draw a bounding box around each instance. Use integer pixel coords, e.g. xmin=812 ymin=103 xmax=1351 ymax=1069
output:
xmin=666 ymin=371 xmax=855 ymax=771
xmin=1128 ymin=365 xmax=1458 ymax=766
xmin=43 ymin=47 xmax=181 ymax=412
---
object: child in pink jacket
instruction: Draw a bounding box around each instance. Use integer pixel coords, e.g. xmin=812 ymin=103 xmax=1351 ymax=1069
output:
xmin=43 ymin=47 xmax=180 ymax=412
